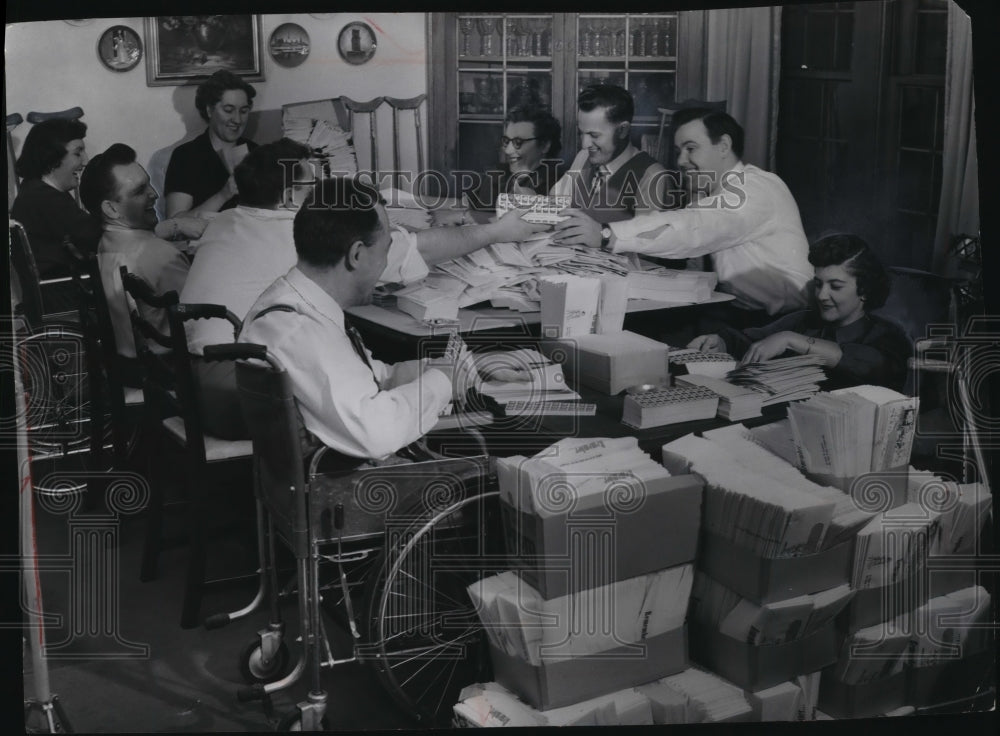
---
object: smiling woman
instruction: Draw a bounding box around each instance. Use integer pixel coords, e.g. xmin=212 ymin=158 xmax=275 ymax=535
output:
xmin=163 ymin=69 xmax=258 ymax=218
xmin=689 ymin=234 xmax=913 ymax=392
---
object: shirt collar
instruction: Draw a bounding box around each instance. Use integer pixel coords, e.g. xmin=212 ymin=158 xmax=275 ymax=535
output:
xmin=284 ymin=265 xmax=346 ymax=328
xmin=603 ymin=143 xmax=639 ymax=177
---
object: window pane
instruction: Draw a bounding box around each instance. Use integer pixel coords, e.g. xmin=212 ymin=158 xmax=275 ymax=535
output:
xmin=782 ymin=7 xmax=807 ymax=70
xmin=629 ymin=72 xmax=675 ymax=119
xmin=897 ymin=149 xmax=934 ymax=211
xmin=507 ymin=72 xmax=553 ymax=111
xmin=805 ymin=10 xmax=837 ymax=71
xmin=459 ymin=71 xmax=504 ymax=117
xmin=915 ymin=12 xmax=947 ymax=75
xmin=458 ymin=122 xmax=505 ymax=173
xmin=835 ymin=12 xmax=853 ymax=71
xmin=898 ymin=86 xmax=938 ymax=150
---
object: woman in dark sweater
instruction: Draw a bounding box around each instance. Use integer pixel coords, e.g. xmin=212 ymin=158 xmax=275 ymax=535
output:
xmin=689 ymin=234 xmax=913 ymax=392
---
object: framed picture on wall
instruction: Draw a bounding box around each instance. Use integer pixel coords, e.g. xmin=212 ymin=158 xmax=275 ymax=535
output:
xmin=144 ymin=15 xmax=264 ymax=86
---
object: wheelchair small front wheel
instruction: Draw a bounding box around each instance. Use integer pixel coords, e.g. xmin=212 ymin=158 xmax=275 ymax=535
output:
xmin=275 ymin=709 xmax=329 ymax=732
xmin=239 ymin=638 xmax=290 ymax=684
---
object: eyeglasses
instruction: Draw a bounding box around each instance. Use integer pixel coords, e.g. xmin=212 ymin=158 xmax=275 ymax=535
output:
xmin=500 ymin=136 xmax=538 ymax=150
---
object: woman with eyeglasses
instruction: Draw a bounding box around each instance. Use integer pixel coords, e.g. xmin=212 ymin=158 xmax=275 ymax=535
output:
xmin=431 ymin=105 xmax=563 ymax=226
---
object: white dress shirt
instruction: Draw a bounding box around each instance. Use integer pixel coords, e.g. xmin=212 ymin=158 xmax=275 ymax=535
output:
xmin=239 ymin=266 xmax=451 ymax=460
xmin=98 ymin=225 xmax=190 ymax=357
xmin=608 ymin=163 xmax=813 ymax=315
xmin=180 ymin=204 xmax=430 ymax=355
xmin=551 ymin=144 xmax=665 ymax=212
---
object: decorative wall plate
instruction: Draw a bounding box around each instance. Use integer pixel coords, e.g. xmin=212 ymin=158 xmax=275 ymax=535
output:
xmin=337 ymin=21 xmax=377 ymax=65
xmin=97 ymin=25 xmax=142 ymax=72
xmin=269 ymin=22 xmax=310 ymax=68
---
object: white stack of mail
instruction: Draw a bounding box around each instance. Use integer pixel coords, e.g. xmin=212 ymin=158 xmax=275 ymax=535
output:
xmin=474 ymin=348 xmax=578 ymax=403
xmin=662 ymin=432 xmax=836 ymax=557
xmin=496 ymin=436 xmax=671 ymax=514
xmin=851 ymin=503 xmax=938 ymax=590
xmin=726 ymin=354 xmax=826 ymax=405
xmin=689 ymin=572 xmax=855 ymax=646
xmin=282 ymin=116 xmax=358 ymax=174
xmin=393 ymin=273 xmax=464 ymax=321
xmin=675 ymin=374 xmax=764 ymax=420
xmin=496 ymin=192 xmax=571 ymax=224
xmin=621 ymin=385 xmax=720 ymax=429
xmin=908 ymin=586 xmax=992 ymax=664
xmin=668 ymin=348 xmax=738 ymax=379
xmin=649 ymin=668 xmax=753 ymax=723
xmin=626 ymin=269 xmax=718 ymax=304
xmin=906 ymin=470 xmax=992 ymax=555
xmin=466 ymin=565 xmax=693 ymax=665
xmin=786 ymin=386 xmax=919 ymax=477
xmin=828 ymin=621 xmax=911 ymax=685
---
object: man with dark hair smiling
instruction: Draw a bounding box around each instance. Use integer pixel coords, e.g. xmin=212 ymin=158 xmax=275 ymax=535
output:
xmin=79 ymin=143 xmax=199 ymax=373
xmin=240 ymin=177 xmax=477 ymax=465
xmin=586 ymin=107 xmax=814 ymax=328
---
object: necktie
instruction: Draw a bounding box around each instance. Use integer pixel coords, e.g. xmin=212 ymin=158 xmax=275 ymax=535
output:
xmin=346 ymin=323 xmax=380 ymax=388
xmin=591 ymin=165 xmax=610 ymax=203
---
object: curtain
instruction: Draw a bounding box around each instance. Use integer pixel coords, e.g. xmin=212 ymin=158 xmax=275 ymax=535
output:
xmin=933 ymin=1 xmax=979 ymax=273
xmin=704 ymin=6 xmax=782 ymax=171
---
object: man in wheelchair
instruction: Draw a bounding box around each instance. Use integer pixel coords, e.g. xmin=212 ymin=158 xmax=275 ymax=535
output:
xmin=240 ymin=176 xmax=502 ymax=469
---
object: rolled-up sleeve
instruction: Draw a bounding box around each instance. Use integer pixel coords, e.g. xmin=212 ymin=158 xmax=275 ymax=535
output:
xmin=379 ymin=227 xmax=429 ymax=285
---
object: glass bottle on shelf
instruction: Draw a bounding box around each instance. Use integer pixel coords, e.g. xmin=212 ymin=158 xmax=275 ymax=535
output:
xmin=477 ymin=17 xmax=496 ymax=57
xmin=579 ymin=17 xmax=593 ymax=57
xmin=649 ymin=17 xmax=661 ymax=57
xmin=614 ymin=22 xmax=627 ymax=57
xmin=458 ymin=17 xmax=475 ymax=57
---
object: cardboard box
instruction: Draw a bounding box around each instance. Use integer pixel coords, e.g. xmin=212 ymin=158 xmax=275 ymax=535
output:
xmin=500 ymin=474 xmax=702 ymax=600
xmin=839 ymin=571 xmax=929 ymax=633
xmin=806 ymin=465 xmax=909 ymax=509
xmin=698 ymin=531 xmax=853 ymax=605
xmin=906 ymin=650 xmax=995 ymax=707
xmin=817 ymin=670 xmax=907 ymax=718
xmin=540 ymin=331 xmax=670 ymax=395
xmin=489 ymin=625 xmax=688 ymax=711
xmin=688 ymin=623 xmax=839 ymax=692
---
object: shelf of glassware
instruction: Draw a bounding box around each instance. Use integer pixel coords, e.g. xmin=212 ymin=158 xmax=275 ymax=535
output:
xmin=576 ymin=14 xmax=678 ymax=61
xmin=456 ymin=14 xmax=555 ymax=63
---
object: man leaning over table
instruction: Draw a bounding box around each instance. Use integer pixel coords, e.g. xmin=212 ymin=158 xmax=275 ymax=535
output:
xmin=555 ymin=107 xmax=814 ymax=335
xmin=240 ymin=177 xmax=489 ymax=467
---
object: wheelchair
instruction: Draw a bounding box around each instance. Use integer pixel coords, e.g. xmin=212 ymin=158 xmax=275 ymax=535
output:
xmin=202 ymin=343 xmax=507 ymax=729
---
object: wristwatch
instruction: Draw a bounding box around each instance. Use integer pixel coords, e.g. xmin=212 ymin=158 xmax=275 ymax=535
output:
xmin=599 ymin=223 xmax=613 ymax=251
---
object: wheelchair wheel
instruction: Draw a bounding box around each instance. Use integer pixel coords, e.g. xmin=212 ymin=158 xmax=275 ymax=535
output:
xmin=239 ymin=638 xmax=290 ymax=684
xmin=361 ymin=486 xmax=504 ymax=726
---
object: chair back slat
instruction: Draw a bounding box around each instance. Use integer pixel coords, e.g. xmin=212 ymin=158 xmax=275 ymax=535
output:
xmin=9 ymin=221 xmax=45 ymax=330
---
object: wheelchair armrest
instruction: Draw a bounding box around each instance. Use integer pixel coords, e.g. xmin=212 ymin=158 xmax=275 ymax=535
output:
xmin=203 ymin=343 xmax=269 ymax=363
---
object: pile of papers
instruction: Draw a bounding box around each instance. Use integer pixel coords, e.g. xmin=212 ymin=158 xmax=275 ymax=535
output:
xmin=662 ymin=432 xmax=835 ymax=557
xmin=466 ymin=565 xmax=693 ymax=665
xmin=690 ymin=572 xmax=855 ymax=646
xmin=454 ymin=681 xmax=653 ymax=727
xmin=675 ymin=374 xmax=764 ymax=420
xmin=626 ymin=270 xmax=718 ymax=304
xmin=786 ymin=386 xmax=919 ymax=477
xmin=726 ymin=355 xmax=826 ymax=405
xmin=906 ymin=470 xmax=992 ymax=555
xmin=668 ymin=348 xmax=738 ymax=379
xmin=496 ymin=192 xmax=571 ymax=224
xmin=282 ymin=116 xmax=358 ymax=175
xmin=908 ymin=586 xmax=992 ymax=665
xmin=474 ymin=347 xmax=578 ymax=403
xmin=649 ymin=668 xmax=753 ymax=723
xmin=829 ymin=621 xmax=910 ymax=685
xmin=851 ymin=503 xmax=937 ymax=589
xmin=622 ymin=385 xmax=720 ymax=429
xmin=497 ymin=436 xmax=671 ymax=514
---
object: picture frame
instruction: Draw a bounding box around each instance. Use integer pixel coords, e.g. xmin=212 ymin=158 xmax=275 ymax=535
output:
xmin=144 ymin=15 xmax=264 ymax=87
xmin=337 ymin=21 xmax=377 ymax=66
xmin=97 ymin=25 xmax=142 ymax=73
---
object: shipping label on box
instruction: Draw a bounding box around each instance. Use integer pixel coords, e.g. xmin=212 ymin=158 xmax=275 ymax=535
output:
xmin=539 ymin=275 xmax=600 ymax=339
xmin=501 ymin=474 xmax=702 ymax=600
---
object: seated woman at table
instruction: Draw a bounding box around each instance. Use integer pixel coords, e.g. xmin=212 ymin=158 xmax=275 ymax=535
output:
xmin=431 ymin=105 xmax=563 ymax=226
xmin=11 ymin=118 xmax=102 ymax=295
xmin=164 ymin=70 xmax=258 ymax=218
xmin=688 ymin=233 xmax=912 ymax=392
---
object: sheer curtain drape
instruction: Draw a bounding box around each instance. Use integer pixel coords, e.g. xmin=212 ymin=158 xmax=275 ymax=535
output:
xmin=933 ymin=1 xmax=979 ymax=273
xmin=704 ymin=6 xmax=782 ymax=171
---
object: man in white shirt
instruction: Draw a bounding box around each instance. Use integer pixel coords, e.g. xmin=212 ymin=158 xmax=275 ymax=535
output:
xmin=79 ymin=143 xmax=195 ymax=381
xmin=565 ymin=108 xmax=813 ymax=329
xmin=240 ymin=177 xmax=477 ymax=465
xmin=550 ymin=83 xmax=666 ymax=244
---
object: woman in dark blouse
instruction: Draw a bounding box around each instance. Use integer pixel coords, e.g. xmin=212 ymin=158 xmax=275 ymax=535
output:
xmin=689 ymin=234 xmax=913 ymax=392
xmin=164 ymin=69 xmax=258 ymax=218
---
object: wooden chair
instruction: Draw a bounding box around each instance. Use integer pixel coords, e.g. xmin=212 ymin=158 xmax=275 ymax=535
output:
xmin=385 ymin=95 xmax=427 ymax=191
xmin=121 ymin=266 xmax=255 ymax=628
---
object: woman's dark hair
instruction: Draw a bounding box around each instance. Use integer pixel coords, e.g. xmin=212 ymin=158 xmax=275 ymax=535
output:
xmin=15 ymin=118 xmax=88 ymax=180
xmin=505 ymin=106 xmax=562 ymax=160
xmin=293 ymin=177 xmax=383 ymax=268
xmin=234 ymin=138 xmax=312 ymax=208
xmin=194 ymin=69 xmax=257 ymax=122
xmin=809 ymin=233 xmax=891 ymax=310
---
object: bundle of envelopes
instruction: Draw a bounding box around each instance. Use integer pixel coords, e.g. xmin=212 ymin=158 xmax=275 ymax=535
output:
xmin=473 ymin=347 xmax=578 ymax=403
xmin=725 ymin=354 xmax=826 ymax=405
xmin=466 ymin=565 xmax=693 ymax=665
xmin=908 ymin=585 xmax=992 ymax=663
xmin=786 ymin=386 xmax=919 ymax=477
xmin=625 ymin=269 xmax=719 ymax=303
xmin=906 ymin=470 xmax=992 ymax=555
xmin=496 ymin=436 xmax=671 ymax=514
xmin=668 ymin=348 xmax=738 ymax=379
xmin=645 ymin=668 xmax=753 ymax=723
xmin=675 ymin=374 xmax=763 ymax=420
xmin=689 ymin=572 xmax=855 ymax=647
xmin=662 ymin=432 xmax=837 ymax=557
xmin=282 ymin=116 xmax=358 ymax=175
xmin=850 ymin=503 xmax=938 ymax=590
xmin=621 ymin=385 xmax=720 ymax=429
